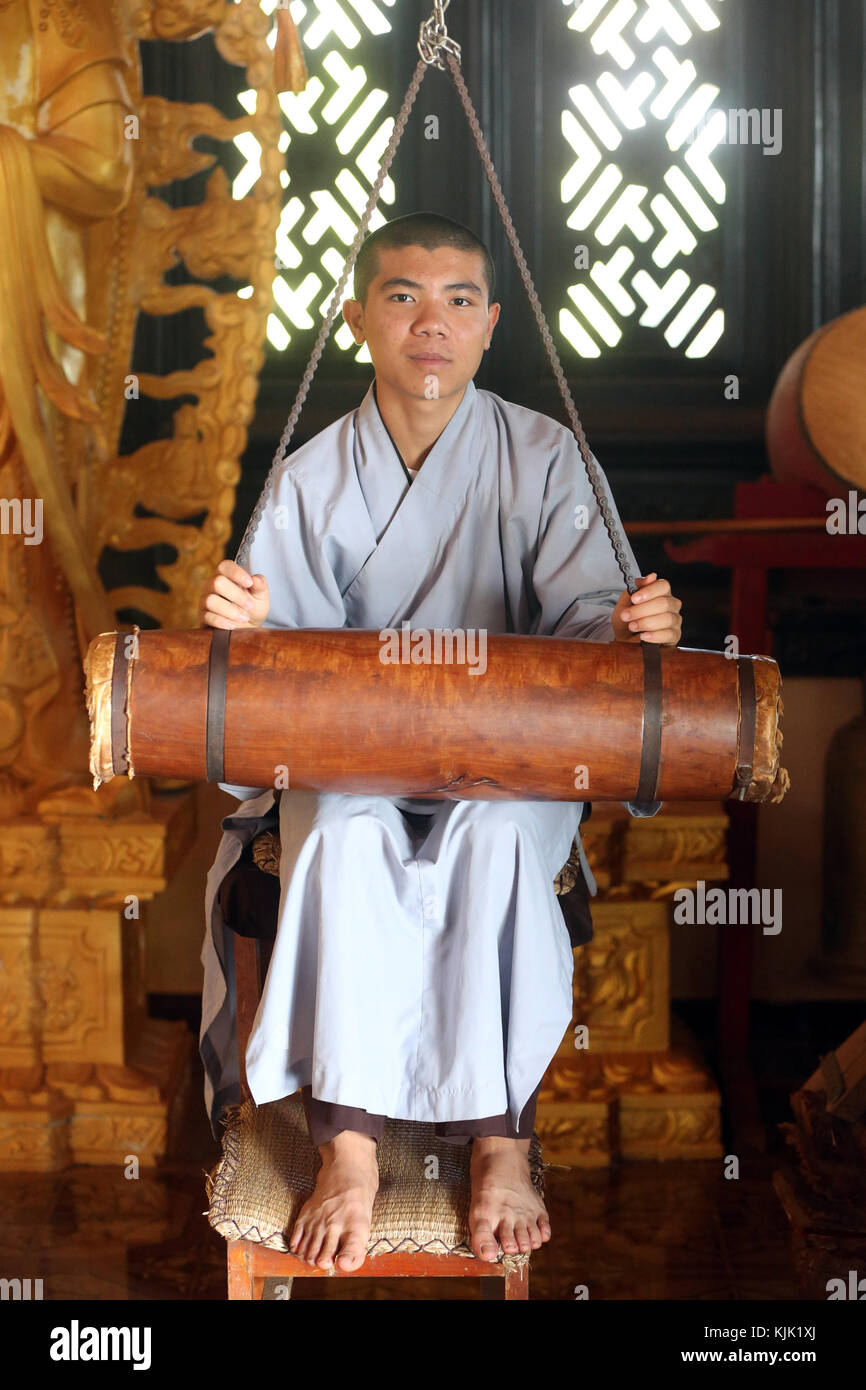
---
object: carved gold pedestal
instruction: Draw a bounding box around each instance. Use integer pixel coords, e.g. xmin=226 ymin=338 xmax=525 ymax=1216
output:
xmin=538 ymin=805 xmax=726 ymax=1166
xmin=0 ymin=792 xmax=196 ymax=1171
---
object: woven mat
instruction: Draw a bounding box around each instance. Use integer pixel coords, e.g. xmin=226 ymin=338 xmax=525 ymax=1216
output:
xmin=206 ymin=1094 xmax=544 ymax=1264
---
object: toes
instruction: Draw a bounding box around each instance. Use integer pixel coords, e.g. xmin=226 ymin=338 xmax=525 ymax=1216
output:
xmin=336 ymin=1234 xmax=368 ymax=1272
xmin=470 ymin=1217 xmax=500 ymax=1263
xmin=290 ymin=1203 xmax=317 ymax=1263
xmin=300 ymin=1225 xmax=324 ymax=1267
xmin=296 ymin=1235 xmax=315 ymax=1266
xmin=513 ymin=1221 xmax=532 ymax=1253
xmin=498 ymin=1220 xmax=518 ymax=1255
xmin=316 ymin=1227 xmax=340 ymax=1270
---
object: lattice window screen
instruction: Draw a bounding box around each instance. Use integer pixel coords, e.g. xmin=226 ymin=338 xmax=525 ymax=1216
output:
xmin=559 ymin=0 xmax=727 ymax=359
xmin=234 ymin=0 xmax=401 ymax=362
xmin=233 ymin=1 xmax=728 ymax=365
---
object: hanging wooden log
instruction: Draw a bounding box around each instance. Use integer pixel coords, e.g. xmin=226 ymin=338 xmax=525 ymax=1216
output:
xmin=84 ymin=627 xmax=788 ymax=804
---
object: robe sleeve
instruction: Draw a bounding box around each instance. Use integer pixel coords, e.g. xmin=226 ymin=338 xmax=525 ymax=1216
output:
xmin=531 ymin=429 xmax=661 ymax=819
xmin=531 ymin=429 xmax=638 ymax=641
xmin=238 ymin=463 xmax=348 ymax=631
xmin=219 ymin=461 xmax=346 ymax=801
xmin=219 ymin=781 xmax=271 ymax=801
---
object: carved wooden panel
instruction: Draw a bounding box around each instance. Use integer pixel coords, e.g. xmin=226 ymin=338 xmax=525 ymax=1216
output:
xmin=573 ymin=900 xmax=671 ymax=1051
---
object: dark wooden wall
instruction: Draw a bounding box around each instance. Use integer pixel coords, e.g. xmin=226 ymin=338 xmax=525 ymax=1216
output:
xmin=119 ymin=0 xmax=866 ymax=674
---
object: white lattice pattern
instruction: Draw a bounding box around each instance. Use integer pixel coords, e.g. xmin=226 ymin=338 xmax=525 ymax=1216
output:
xmin=235 ymin=0 xmax=400 ymax=359
xmin=560 ymin=0 xmax=726 ymax=358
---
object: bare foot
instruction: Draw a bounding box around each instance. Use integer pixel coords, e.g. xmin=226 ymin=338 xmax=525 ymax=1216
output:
xmin=468 ymin=1136 xmax=551 ymax=1263
xmin=288 ymin=1130 xmax=379 ymax=1272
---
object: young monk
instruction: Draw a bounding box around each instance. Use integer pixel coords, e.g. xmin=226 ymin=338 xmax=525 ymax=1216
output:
xmin=199 ymin=212 xmax=682 ymax=1274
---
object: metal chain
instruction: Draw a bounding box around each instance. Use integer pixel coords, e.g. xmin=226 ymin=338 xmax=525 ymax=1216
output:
xmin=418 ymin=0 xmax=462 ymax=69
xmin=238 ymin=3 xmax=637 ymax=595
xmin=441 ymin=50 xmax=637 ymax=594
xmin=236 ymin=58 xmax=430 ymax=567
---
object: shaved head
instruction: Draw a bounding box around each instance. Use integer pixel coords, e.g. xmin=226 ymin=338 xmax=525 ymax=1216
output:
xmin=353 ymin=212 xmax=495 ymax=306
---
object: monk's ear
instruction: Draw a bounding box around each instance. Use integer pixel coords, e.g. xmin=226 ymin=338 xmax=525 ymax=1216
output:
xmin=342 ymin=297 xmax=365 ymax=343
xmin=484 ymin=300 xmax=501 ymax=346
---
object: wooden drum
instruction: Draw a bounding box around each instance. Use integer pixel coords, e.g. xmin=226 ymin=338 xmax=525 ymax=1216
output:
xmin=84 ymin=627 xmax=788 ymax=804
xmin=766 ymin=304 xmax=866 ymax=496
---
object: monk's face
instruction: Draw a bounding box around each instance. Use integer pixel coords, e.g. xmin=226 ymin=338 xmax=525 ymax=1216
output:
xmin=343 ymin=244 xmax=500 ymax=400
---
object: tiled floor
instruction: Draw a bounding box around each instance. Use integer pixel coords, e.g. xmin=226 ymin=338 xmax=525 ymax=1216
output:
xmin=2 ymin=1001 xmax=857 ymax=1302
xmin=0 ymin=1127 xmax=788 ymax=1303
xmin=0 ymin=1139 xmax=797 ymax=1301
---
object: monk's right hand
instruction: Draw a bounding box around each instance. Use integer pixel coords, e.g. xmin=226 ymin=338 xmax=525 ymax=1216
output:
xmin=199 ymin=560 xmax=270 ymax=629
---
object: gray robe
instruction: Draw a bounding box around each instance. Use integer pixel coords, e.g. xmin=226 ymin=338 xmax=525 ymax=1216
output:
xmin=200 ymin=377 xmax=659 ymax=1135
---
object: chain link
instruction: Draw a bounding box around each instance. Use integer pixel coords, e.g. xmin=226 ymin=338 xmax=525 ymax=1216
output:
xmin=418 ymin=0 xmax=462 ymax=69
xmin=238 ymin=8 xmax=637 ymax=595
xmin=440 ymin=51 xmax=637 ymax=593
xmin=236 ymin=58 xmax=430 ymax=567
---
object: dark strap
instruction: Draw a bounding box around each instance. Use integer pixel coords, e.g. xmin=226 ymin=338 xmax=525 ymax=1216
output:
xmin=635 ymin=641 xmax=663 ymax=803
xmin=110 ymin=631 xmax=129 ymax=775
xmin=206 ymin=628 xmax=231 ymax=782
xmin=733 ymin=657 xmax=757 ymax=800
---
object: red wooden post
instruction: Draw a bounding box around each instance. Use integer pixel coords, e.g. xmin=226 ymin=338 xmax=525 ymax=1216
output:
xmin=227 ymin=1239 xmax=255 ymax=1300
xmin=503 ymin=1263 xmax=529 ymax=1300
xmin=665 ymin=479 xmax=866 ymax=1148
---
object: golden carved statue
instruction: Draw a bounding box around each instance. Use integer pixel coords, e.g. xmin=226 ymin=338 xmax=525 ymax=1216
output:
xmin=0 ymin=0 xmax=306 ymax=1169
xmin=0 ymin=0 xmax=135 ymax=812
xmin=0 ymin=0 xmax=307 ymax=815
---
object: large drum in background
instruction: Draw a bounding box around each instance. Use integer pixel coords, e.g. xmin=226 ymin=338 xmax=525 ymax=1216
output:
xmin=84 ymin=628 xmax=788 ymax=805
xmin=766 ymin=304 xmax=866 ymax=496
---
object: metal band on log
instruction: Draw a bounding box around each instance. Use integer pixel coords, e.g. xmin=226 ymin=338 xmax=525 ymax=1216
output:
xmin=83 ymin=628 xmax=788 ymax=804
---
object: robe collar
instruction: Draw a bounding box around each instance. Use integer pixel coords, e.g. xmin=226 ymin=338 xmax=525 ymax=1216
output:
xmin=355 ymin=375 xmax=479 ymax=508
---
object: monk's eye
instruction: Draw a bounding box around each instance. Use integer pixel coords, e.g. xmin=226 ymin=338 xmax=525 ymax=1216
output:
xmin=451 ymin=298 xmax=473 ymax=307
xmin=389 ymin=294 xmax=413 ymax=302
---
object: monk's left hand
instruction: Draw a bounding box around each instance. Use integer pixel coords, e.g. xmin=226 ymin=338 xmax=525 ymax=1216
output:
xmin=611 ymin=573 xmax=682 ymax=646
